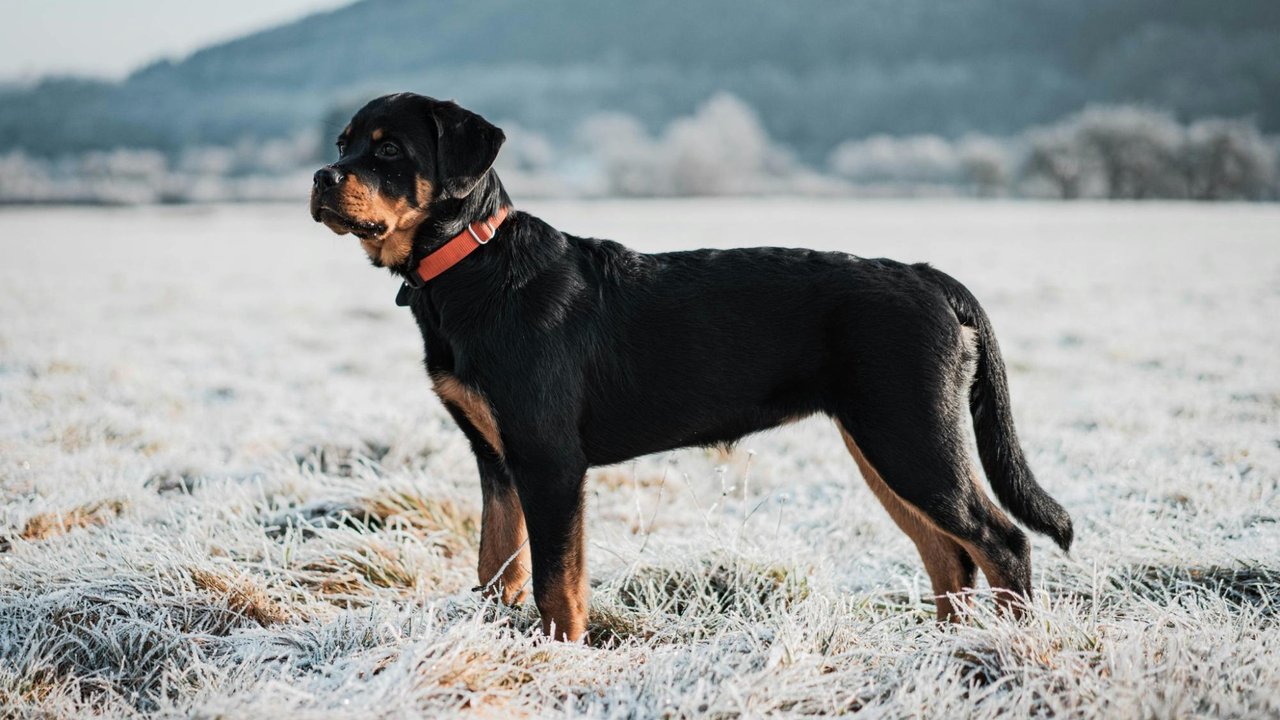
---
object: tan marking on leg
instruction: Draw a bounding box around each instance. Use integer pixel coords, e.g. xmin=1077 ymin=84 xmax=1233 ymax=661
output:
xmin=431 ymin=372 xmax=503 ymax=457
xmin=478 ymin=486 xmax=530 ymax=605
xmin=536 ymin=500 xmax=589 ymax=642
xmin=837 ymin=422 xmax=977 ymax=621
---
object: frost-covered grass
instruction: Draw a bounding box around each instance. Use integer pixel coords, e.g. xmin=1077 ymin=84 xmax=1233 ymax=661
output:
xmin=1 ymin=200 xmax=1278 ymax=718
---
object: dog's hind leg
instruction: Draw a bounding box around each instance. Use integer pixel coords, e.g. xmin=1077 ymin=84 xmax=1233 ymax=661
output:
xmin=837 ymin=423 xmax=977 ymax=620
xmin=832 ymin=332 xmax=1033 ymax=617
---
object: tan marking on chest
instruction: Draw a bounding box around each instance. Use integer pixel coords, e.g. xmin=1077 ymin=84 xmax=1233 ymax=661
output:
xmin=432 ymin=372 xmax=503 ymax=457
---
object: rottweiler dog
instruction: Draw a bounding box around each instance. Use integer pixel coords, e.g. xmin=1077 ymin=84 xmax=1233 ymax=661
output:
xmin=310 ymin=92 xmax=1073 ymax=641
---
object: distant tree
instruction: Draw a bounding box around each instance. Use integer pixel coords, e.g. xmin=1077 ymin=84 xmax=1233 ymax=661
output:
xmin=574 ymin=94 xmax=806 ymax=197
xmin=1183 ymin=119 xmax=1276 ymax=200
xmin=957 ymin=135 xmax=1010 ymax=197
xmin=662 ymin=93 xmax=785 ymax=196
xmin=1020 ymin=106 xmax=1278 ymax=201
xmin=1073 ymin=106 xmax=1186 ymax=199
xmin=79 ymin=149 xmax=165 ymax=178
xmin=491 ymin=122 xmax=566 ymax=197
xmin=1023 ymin=126 xmax=1098 ymax=199
xmin=827 ymin=135 xmax=961 ymax=187
xmin=1022 ymin=106 xmax=1193 ymax=199
xmin=575 ymin=112 xmax=662 ymax=196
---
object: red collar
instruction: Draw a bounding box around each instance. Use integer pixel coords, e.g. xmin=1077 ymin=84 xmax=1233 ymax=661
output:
xmin=409 ymin=206 xmax=510 ymax=286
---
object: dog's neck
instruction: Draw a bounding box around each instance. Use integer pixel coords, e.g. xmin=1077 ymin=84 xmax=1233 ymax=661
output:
xmin=398 ymin=171 xmax=569 ymax=312
xmin=418 ymin=170 xmax=512 ymax=251
xmin=393 ymin=170 xmax=511 ymax=284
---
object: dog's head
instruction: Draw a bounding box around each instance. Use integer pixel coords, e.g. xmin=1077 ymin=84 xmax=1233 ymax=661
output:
xmin=309 ymin=93 xmax=505 ymax=267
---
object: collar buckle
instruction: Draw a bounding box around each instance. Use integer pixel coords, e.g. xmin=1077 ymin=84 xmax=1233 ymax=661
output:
xmin=467 ymin=220 xmax=497 ymax=245
xmin=406 ymin=206 xmax=510 ymax=290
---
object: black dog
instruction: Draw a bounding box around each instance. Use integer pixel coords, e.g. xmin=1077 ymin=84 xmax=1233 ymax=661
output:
xmin=311 ymin=93 xmax=1073 ymax=641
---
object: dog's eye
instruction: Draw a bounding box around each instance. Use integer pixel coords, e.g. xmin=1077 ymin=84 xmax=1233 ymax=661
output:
xmin=335 ymin=141 xmax=346 ymax=157
xmin=376 ymin=142 xmax=400 ymax=159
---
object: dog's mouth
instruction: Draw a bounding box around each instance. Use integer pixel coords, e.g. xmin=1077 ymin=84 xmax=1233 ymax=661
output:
xmin=313 ymin=205 xmax=387 ymax=241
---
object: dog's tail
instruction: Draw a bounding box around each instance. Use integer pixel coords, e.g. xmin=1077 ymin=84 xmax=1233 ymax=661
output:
xmin=919 ymin=265 xmax=1073 ymax=552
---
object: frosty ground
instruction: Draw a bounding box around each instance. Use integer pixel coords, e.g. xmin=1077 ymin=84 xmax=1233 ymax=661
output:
xmin=1 ymin=200 xmax=1278 ymax=718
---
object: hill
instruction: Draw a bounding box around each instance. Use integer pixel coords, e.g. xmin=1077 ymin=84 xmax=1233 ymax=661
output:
xmin=1 ymin=0 xmax=1277 ymax=160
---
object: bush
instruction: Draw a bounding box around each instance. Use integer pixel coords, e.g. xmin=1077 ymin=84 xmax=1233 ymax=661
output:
xmin=574 ymin=94 xmax=831 ymax=197
xmin=1184 ymin=119 xmax=1277 ymax=200
xmin=1020 ymin=105 xmax=1278 ymax=200
xmin=828 ymin=135 xmax=961 ymax=187
xmin=1023 ymin=125 xmax=1101 ymax=199
xmin=957 ymin=135 xmax=1012 ymax=198
xmin=1075 ymin=106 xmax=1187 ymax=199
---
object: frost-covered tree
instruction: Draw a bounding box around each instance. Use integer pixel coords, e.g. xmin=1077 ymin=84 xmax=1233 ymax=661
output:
xmin=827 ymin=135 xmax=961 ymax=187
xmin=957 ymin=135 xmax=1011 ymax=197
xmin=1183 ymin=119 xmax=1276 ymax=200
xmin=575 ymin=112 xmax=662 ymax=196
xmin=1022 ymin=126 xmax=1098 ymax=199
xmin=661 ymin=93 xmax=785 ymax=196
xmin=490 ymin=122 xmax=566 ymax=197
xmin=575 ymin=94 xmax=809 ymax=197
xmin=1020 ymin=106 xmax=1278 ymax=200
xmin=1073 ymin=106 xmax=1186 ymax=199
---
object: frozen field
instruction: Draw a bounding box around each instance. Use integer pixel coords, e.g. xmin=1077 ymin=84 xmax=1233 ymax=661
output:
xmin=1 ymin=199 xmax=1279 ymax=717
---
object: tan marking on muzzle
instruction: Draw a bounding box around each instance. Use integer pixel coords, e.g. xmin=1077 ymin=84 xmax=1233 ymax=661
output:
xmin=323 ymin=173 xmax=433 ymax=267
xmin=361 ymin=176 xmax=433 ymax=267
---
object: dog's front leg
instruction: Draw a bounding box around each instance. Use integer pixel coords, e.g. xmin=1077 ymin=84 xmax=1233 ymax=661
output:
xmin=476 ymin=458 xmax=531 ymax=605
xmin=507 ymin=452 xmax=590 ymax=642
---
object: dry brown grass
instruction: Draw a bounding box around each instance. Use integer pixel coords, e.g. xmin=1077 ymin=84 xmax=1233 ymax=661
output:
xmin=361 ymin=490 xmax=480 ymax=557
xmin=298 ymin=539 xmax=423 ymax=600
xmin=18 ymin=500 xmax=125 ymax=543
xmin=189 ymin=568 xmax=295 ymax=627
xmin=0 ymin=665 xmax=62 ymax=715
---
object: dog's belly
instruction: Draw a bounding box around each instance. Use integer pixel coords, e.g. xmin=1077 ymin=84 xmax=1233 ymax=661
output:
xmin=581 ymin=401 xmax=812 ymax=467
xmin=581 ymin=397 xmax=808 ymax=466
xmin=579 ymin=346 xmax=829 ymax=466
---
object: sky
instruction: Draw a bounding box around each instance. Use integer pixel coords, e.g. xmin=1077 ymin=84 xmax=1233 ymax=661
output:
xmin=0 ymin=0 xmax=354 ymax=82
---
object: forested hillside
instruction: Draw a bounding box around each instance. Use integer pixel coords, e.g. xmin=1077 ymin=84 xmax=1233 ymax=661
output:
xmin=1 ymin=0 xmax=1276 ymax=160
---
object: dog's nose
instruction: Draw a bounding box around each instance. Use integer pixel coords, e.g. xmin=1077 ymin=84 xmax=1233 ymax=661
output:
xmin=313 ymin=166 xmax=344 ymax=190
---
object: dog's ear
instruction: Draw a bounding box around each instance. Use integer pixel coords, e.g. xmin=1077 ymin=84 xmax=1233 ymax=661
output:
xmin=430 ymin=100 xmax=505 ymax=199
